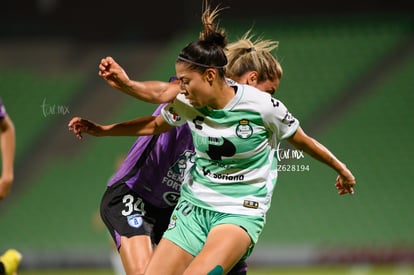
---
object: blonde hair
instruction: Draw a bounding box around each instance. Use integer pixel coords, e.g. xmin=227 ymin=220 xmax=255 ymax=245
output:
xmin=226 ymin=30 xmax=283 ymax=83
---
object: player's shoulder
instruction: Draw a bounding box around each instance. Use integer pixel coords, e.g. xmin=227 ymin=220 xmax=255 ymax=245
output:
xmin=238 ymin=84 xmax=274 ymax=105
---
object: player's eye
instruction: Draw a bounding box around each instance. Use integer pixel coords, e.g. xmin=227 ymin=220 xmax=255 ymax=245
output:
xmin=180 ymin=80 xmax=189 ymax=87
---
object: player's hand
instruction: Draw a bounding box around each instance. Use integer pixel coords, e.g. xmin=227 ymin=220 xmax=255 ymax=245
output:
xmin=68 ymin=117 xmax=101 ymax=139
xmin=335 ymin=173 xmax=356 ymax=195
xmin=98 ymin=56 xmax=131 ymax=90
xmin=0 ymin=177 xmax=13 ymax=200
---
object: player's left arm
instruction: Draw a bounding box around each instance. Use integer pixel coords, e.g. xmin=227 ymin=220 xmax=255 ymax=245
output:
xmin=287 ymin=127 xmax=356 ymax=195
xmin=68 ymin=115 xmax=173 ymax=139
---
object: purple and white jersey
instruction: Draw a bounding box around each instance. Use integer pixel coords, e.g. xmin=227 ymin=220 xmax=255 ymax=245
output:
xmin=0 ymin=98 xmax=7 ymax=121
xmin=107 ymin=103 xmax=195 ymax=208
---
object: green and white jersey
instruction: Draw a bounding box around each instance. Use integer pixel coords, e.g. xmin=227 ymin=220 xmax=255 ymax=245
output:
xmin=161 ymin=83 xmax=299 ymax=217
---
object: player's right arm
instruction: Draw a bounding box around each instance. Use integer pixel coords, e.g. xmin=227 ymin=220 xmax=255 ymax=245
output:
xmin=98 ymin=56 xmax=180 ymax=104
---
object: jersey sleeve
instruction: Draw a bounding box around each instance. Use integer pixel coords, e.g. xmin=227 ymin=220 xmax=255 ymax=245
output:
xmin=160 ymin=96 xmax=187 ymax=127
xmin=264 ymin=97 xmax=300 ymax=142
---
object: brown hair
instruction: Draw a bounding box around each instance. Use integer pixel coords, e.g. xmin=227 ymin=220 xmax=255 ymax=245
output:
xmin=176 ymin=0 xmax=228 ymax=78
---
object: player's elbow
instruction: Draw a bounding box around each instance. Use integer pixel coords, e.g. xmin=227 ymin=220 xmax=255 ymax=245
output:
xmin=153 ymin=119 xmax=172 ymax=135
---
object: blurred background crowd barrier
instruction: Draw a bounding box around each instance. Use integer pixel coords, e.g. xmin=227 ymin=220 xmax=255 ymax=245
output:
xmin=1 ymin=0 xmax=413 ymax=271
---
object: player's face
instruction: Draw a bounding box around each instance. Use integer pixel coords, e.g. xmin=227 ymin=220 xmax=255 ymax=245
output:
xmin=254 ymin=78 xmax=280 ymax=95
xmin=176 ymin=63 xmax=212 ymax=107
xmin=235 ymin=71 xmax=280 ymax=95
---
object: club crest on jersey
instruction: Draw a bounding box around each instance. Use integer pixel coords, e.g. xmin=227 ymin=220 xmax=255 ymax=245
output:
xmin=168 ymin=107 xmax=181 ymax=122
xmin=127 ymin=214 xmax=143 ymax=228
xmin=236 ymin=119 xmax=253 ymax=139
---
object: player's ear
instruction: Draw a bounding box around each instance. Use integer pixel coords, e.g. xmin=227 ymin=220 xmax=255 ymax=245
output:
xmin=246 ymin=71 xmax=258 ymax=86
xmin=205 ymin=68 xmax=216 ymax=86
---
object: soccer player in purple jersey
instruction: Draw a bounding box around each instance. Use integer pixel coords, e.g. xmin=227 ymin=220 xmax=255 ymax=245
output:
xmin=99 ymin=94 xmax=196 ymax=275
xmin=80 ymin=39 xmax=279 ymax=275
xmin=96 ymin=37 xmax=282 ymax=275
xmin=97 ymin=75 xmax=252 ymax=274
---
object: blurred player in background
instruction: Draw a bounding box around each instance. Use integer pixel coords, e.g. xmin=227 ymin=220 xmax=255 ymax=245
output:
xmin=0 ymin=98 xmax=16 ymax=200
xmin=0 ymin=98 xmax=22 ymax=275
xmin=0 ymin=249 xmax=21 ymax=275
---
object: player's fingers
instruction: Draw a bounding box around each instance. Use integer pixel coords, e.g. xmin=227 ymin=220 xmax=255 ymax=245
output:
xmin=76 ymin=132 xmax=83 ymax=139
xmin=69 ymin=123 xmax=80 ymax=134
xmin=338 ymin=185 xmax=354 ymax=195
xmin=101 ymin=57 xmax=113 ymax=65
xmin=338 ymin=188 xmax=348 ymax=195
xmin=98 ymin=70 xmax=108 ymax=77
xmin=98 ymin=63 xmax=106 ymax=72
xmin=336 ymin=175 xmax=341 ymax=183
xmin=99 ymin=57 xmax=113 ymax=71
xmin=68 ymin=117 xmax=82 ymax=128
xmin=105 ymin=56 xmax=114 ymax=63
xmin=100 ymin=57 xmax=114 ymax=68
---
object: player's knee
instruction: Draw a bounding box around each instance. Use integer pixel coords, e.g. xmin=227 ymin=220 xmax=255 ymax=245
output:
xmin=125 ymin=261 xmax=147 ymax=275
xmin=126 ymin=268 xmax=145 ymax=275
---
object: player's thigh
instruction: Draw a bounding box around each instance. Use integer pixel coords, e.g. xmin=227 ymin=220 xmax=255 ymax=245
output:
xmin=184 ymin=224 xmax=251 ymax=275
xmin=145 ymin=238 xmax=194 ymax=275
xmin=100 ymin=183 xmax=155 ymax=247
xmin=119 ymin=235 xmax=153 ymax=274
